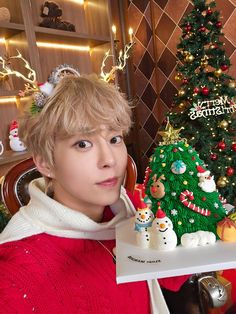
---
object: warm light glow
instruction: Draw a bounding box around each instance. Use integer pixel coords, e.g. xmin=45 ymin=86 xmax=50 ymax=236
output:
xmin=0 ymin=97 xmax=17 ymax=103
xmin=69 ymin=0 xmax=84 ymax=4
xmin=36 ymin=42 xmax=90 ymax=51
xmin=0 ymin=38 xmax=5 ymax=44
xmin=112 ymin=25 xmax=116 ymax=35
xmin=128 ymin=27 xmax=133 ymax=42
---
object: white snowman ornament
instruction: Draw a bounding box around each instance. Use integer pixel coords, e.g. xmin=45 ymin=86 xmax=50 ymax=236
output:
xmin=9 ymin=120 xmax=26 ymax=152
xmin=196 ymin=165 xmax=216 ymax=193
xmin=134 ymin=200 xmax=154 ymax=249
xmin=151 ymin=204 xmax=177 ymax=251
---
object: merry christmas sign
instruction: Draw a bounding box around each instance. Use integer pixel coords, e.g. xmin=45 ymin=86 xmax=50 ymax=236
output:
xmin=189 ymin=96 xmax=236 ymax=120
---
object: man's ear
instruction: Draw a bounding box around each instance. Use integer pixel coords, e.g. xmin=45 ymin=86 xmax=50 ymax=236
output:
xmin=33 ymin=155 xmax=54 ymax=178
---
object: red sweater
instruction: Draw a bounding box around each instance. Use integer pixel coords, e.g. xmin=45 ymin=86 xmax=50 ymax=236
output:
xmin=0 ymin=207 xmax=189 ymax=314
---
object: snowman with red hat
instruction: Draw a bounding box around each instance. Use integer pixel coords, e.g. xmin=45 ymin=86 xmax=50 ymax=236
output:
xmin=196 ymin=164 xmax=216 ymax=193
xmin=134 ymin=199 xmax=154 ymax=249
xmin=150 ymin=203 xmax=177 ymax=251
xmin=9 ymin=120 xmax=26 ymax=152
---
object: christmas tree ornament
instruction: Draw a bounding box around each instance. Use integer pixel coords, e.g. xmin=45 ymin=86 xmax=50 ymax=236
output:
xmin=201 ymin=86 xmax=209 ymax=95
xmin=217 ymin=176 xmax=228 ymax=188
xmin=210 ymin=153 xmax=218 ymax=161
xmin=193 ymin=87 xmax=200 ymax=93
xmin=217 ymin=141 xmax=226 ymax=150
xmin=178 ymin=89 xmax=185 ymax=96
xmin=185 ymin=54 xmax=195 ymax=62
xmin=214 ymin=69 xmax=222 ymax=77
xmin=226 ymin=167 xmax=234 ymax=176
xmin=221 ymin=64 xmax=229 ymax=71
xmin=228 ymin=81 xmax=235 ymax=88
xmin=231 ymin=143 xmax=236 ymax=151
xmin=174 ymin=74 xmax=182 ymax=81
xmin=216 ymin=21 xmax=222 ymax=28
xmin=185 ymin=24 xmax=192 ymax=32
xmin=218 ymin=120 xmax=229 ymax=129
xmin=206 ymin=8 xmax=213 ymax=15
xmin=199 ymin=26 xmax=206 ymax=32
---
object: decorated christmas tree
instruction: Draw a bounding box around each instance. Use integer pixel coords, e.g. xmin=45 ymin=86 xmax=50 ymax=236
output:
xmin=167 ymin=0 xmax=236 ymax=204
xmin=144 ymin=121 xmax=226 ymax=244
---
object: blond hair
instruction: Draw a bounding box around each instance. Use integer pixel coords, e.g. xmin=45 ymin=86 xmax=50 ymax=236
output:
xmin=19 ymin=74 xmax=132 ymax=167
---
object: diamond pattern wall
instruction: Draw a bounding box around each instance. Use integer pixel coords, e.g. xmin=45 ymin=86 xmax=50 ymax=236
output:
xmin=128 ymin=0 xmax=236 ymax=174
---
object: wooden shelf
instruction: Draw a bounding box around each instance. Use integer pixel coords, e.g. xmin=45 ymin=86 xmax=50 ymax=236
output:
xmin=0 ymin=150 xmax=31 ymax=166
xmin=0 ymin=22 xmax=25 ymax=38
xmin=34 ymin=26 xmax=110 ymax=47
xmin=0 ymin=90 xmax=20 ymax=97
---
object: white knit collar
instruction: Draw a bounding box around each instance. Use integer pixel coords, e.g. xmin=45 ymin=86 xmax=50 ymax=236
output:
xmin=0 ymin=178 xmax=136 ymax=244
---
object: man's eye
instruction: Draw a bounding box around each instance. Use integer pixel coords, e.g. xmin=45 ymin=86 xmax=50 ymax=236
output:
xmin=75 ymin=140 xmax=92 ymax=149
xmin=110 ymin=135 xmax=123 ymax=144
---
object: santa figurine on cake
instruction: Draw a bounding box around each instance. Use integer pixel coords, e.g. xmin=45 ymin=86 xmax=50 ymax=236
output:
xmin=151 ymin=203 xmax=177 ymax=251
xmin=9 ymin=120 xmax=26 ymax=152
xmin=196 ymin=164 xmax=216 ymax=193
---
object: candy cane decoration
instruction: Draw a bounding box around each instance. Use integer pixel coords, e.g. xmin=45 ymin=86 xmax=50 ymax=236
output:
xmin=180 ymin=190 xmax=211 ymax=216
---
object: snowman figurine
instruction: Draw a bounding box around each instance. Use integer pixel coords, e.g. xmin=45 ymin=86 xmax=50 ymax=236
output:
xmin=9 ymin=120 xmax=26 ymax=152
xmin=134 ymin=200 xmax=154 ymax=249
xmin=151 ymin=203 xmax=177 ymax=251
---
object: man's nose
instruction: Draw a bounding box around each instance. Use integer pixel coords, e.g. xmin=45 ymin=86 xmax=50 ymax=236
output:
xmin=97 ymin=143 xmax=116 ymax=168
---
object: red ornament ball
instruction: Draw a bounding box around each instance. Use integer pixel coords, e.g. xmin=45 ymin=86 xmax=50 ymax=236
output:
xmin=182 ymin=78 xmax=188 ymax=84
xmin=206 ymin=9 xmax=213 ymax=15
xmin=193 ymin=87 xmax=200 ymax=93
xmin=226 ymin=167 xmax=234 ymax=176
xmin=201 ymin=86 xmax=209 ymax=96
xmin=173 ymin=148 xmax=178 ymax=153
xmin=210 ymin=153 xmax=218 ymax=161
xmin=231 ymin=143 xmax=236 ymax=151
xmin=185 ymin=25 xmax=192 ymax=32
xmin=202 ymin=197 xmax=206 ymax=201
xmin=216 ymin=21 xmax=222 ymax=28
xmin=199 ymin=26 xmax=206 ymax=32
xmin=218 ymin=141 xmax=226 ymax=150
xmin=221 ymin=64 xmax=229 ymax=71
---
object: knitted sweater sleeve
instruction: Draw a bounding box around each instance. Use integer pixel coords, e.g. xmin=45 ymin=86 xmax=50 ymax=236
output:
xmin=0 ymin=246 xmax=36 ymax=312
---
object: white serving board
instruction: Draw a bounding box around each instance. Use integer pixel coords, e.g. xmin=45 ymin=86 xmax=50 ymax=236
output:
xmin=116 ymin=217 xmax=236 ymax=284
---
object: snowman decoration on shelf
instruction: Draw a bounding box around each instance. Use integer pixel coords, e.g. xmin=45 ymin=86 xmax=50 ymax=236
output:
xmin=134 ymin=200 xmax=154 ymax=249
xmin=150 ymin=203 xmax=177 ymax=251
xmin=9 ymin=120 xmax=26 ymax=152
xmin=196 ymin=165 xmax=216 ymax=193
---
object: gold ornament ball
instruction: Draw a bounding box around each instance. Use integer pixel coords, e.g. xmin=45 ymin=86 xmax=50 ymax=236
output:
xmin=217 ymin=176 xmax=228 ymax=188
xmin=178 ymin=89 xmax=185 ymax=96
xmin=175 ymin=74 xmax=182 ymax=81
xmin=214 ymin=69 xmax=222 ymax=77
xmin=219 ymin=120 xmax=229 ymax=129
xmin=178 ymin=102 xmax=185 ymax=109
xmin=186 ymin=54 xmax=195 ymax=62
xmin=229 ymin=81 xmax=235 ymax=88
xmin=201 ymin=60 xmax=208 ymax=67
xmin=183 ymin=50 xmax=189 ymax=56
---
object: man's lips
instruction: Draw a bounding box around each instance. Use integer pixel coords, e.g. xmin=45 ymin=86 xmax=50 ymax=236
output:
xmin=96 ymin=177 xmax=118 ymax=187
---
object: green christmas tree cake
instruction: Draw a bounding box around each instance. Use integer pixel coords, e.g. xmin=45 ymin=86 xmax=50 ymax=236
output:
xmin=144 ymin=121 xmax=227 ymax=246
